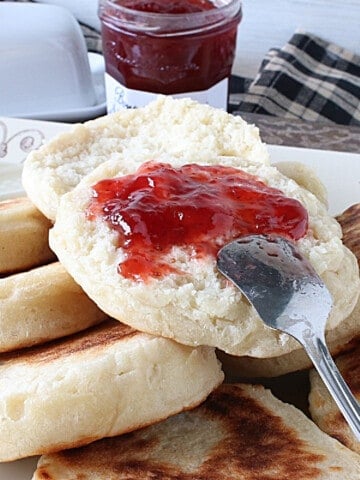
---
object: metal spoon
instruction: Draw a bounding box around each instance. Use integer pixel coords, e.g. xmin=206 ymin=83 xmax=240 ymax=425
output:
xmin=217 ymin=234 xmax=360 ymax=440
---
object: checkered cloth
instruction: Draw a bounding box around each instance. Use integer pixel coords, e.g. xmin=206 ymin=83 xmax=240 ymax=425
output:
xmin=230 ymin=31 xmax=360 ymax=126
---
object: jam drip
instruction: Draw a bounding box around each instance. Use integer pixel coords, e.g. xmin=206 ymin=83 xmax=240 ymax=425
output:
xmin=87 ymin=162 xmax=308 ymax=281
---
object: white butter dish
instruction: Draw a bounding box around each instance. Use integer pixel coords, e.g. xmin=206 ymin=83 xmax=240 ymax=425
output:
xmin=0 ymin=2 xmax=97 ymax=118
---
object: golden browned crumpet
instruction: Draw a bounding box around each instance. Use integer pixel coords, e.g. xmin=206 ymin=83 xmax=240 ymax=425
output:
xmin=219 ymin=202 xmax=360 ymax=378
xmin=308 ymin=203 xmax=360 ymax=454
xmin=22 ymin=96 xmax=269 ymax=222
xmin=0 ymin=197 xmax=55 ymax=274
xmin=309 ymin=341 xmax=360 ymax=454
xmin=0 ymin=262 xmax=107 ymax=352
xmin=32 ymin=384 xmax=360 ymax=480
xmin=0 ymin=320 xmax=223 ymax=462
xmin=337 ymin=203 xmax=360 ymax=268
xmin=49 ymin=154 xmax=359 ymax=360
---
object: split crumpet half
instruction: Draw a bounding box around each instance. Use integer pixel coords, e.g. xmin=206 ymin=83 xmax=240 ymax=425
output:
xmin=49 ymin=154 xmax=360 ymax=359
xmin=32 ymin=384 xmax=360 ymax=480
xmin=0 ymin=319 xmax=223 ymax=462
xmin=22 ymin=96 xmax=268 ymax=221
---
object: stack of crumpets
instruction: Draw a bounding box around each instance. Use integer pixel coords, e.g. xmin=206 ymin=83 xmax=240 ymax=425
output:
xmin=1 ymin=97 xmax=359 ymax=478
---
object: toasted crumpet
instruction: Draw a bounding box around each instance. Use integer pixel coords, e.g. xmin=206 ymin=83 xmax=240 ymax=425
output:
xmin=32 ymin=384 xmax=360 ymax=480
xmin=309 ymin=340 xmax=360 ymax=453
xmin=308 ymin=202 xmax=360 ymax=453
xmin=336 ymin=203 xmax=360 ymax=267
xmin=0 ymin=320 xmax=223 ymax=462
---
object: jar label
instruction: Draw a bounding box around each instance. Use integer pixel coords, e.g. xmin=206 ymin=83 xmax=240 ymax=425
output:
xmin=105 ymin=73 xmax=228 ymax=112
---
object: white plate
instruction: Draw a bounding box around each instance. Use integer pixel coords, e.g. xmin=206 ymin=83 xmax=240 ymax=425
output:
xmin=0 ymin=118 xmax=71 ymax=202
xmin=0 ymin=139 xmax=359 ymax=479
xmin=16 ymin=53 xmax=106 ymax=123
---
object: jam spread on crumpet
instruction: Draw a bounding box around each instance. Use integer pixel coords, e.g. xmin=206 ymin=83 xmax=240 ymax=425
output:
xmin=87 ymin=162 xmax=308 ymax=281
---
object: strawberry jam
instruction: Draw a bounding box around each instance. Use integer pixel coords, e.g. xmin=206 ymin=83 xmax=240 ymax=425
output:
xmin=87 ymin=162 xmax=308 ymax=281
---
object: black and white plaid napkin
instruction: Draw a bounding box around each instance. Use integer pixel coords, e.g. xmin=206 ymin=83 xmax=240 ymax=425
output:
xmin=230 ymin=31 xmax=360 ymax=126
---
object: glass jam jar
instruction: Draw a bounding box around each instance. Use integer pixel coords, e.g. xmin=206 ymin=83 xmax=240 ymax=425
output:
xmin=98 ymin=0 xmax=242 ymax=111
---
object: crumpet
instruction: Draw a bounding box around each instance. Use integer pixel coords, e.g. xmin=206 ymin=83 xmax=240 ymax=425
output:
xmin=22 ymin=96 xmax=268 ymax=221
xmin=0 ymin=320 xmax=223 ymax=462
xmin=49 ymin=155 xmax=359 ymax=359
xmin=0 ymin=262 xmax=107 ymax=352
xmin=0 ymin=197 xmax=55 ymax=274
xmin=32 ymin=384 xmax=360 ymax=480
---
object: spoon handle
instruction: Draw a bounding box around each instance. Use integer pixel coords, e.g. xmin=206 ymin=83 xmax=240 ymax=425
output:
xmin=304 ymin=334 xmax=360 ymax=441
